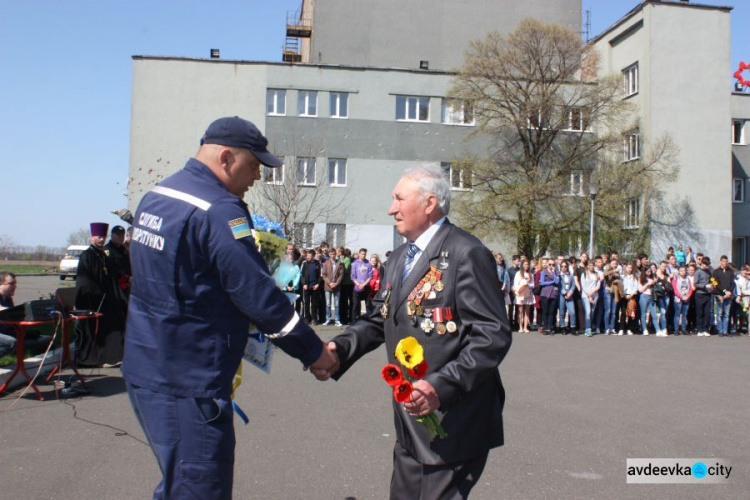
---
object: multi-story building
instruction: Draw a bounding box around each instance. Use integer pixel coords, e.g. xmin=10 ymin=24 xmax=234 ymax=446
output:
xmin=591 ymin=0 xmax=737 ymax=261
xmin=128 ymin=0 xmax=747 ymax=262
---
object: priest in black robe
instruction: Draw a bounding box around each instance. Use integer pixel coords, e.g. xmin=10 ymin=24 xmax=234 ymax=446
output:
xmin=74 ymin=222 xmax=127 ymax=367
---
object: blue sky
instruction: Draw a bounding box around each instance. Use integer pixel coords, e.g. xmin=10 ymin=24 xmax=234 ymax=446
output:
xmin=1 ymin=0 xmax=747 ymax=248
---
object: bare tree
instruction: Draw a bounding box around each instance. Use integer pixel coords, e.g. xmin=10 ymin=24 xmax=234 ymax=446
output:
xmin=67 ymin=228 xmax=91 ymax=246
xmin=0 ymin=234 xmax=17 ymax=259
xmin=247 ymin=142 xmax=348 ymax=247
xmin=448 ymin=18 xmax=678 ymax=258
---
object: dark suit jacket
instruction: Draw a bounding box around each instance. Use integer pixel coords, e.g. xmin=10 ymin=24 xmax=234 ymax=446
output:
xmin=332 ymin=219 xmax=512 ymax=465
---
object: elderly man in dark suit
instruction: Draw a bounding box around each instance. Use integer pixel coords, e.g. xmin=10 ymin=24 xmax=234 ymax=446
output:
xmin=313 ymin=164 xmax=512 ymax=499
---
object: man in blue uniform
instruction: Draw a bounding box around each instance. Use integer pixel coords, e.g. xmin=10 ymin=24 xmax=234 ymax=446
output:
xmin=122 ymin=116 xmax=339 ymax=499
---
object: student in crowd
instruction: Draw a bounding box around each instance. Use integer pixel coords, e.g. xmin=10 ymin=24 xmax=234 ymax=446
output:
xmin=557 ymin=261 xmax=579 ymax=335
xmin=350 ymin=248 xmax=373 ymax=323
xmin=652 ymin=261 xmax=671 ymax=336
xmin=685 ymin=246 xmax=694 ymax=265
xmin=693 ymin=257 xmax=714 ymax=336
xmin=581 ymin=260 xmax=601 ymax=337
xmin=507 ymin=255 xmax=520 ymax=330
xmin=712 ymin=255 xmax=735 ymax=336
xmin=638 ymin=267 xmax=659 ymax=336
xmin=321 ymin=247 xmax=343 ymax=326
xmin=538 ymin=259 xmax=559 ymax=335
xmin=338 ymin=247 xmax=352 ymax=325
xmin=671 ymin=265 xmax=694 ymax=335
xmin=602 ymin=258 xmax=621 ymax=335
xmin=735 ymin=264 xmax=750 ymax=334
xmin=495 ymin=252 xmax=511 ymax=314
xmin=620 ymin=261 xmax=639 ymax=335
xmin=368 ymin=253 xmax=383 ymax=314
xmin=513 ymin=258 xmax=535 ymax=333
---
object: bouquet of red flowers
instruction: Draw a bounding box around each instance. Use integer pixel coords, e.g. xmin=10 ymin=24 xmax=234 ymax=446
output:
xmin=381 ymin=336 xmax=447 ymax=438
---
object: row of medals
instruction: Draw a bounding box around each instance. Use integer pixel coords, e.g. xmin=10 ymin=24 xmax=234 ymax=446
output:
xmin=406 ymin=264 xmax=457 ymax=335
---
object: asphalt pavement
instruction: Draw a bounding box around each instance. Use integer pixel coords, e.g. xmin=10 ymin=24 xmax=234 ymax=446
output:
xmin=1 ymin=276 xmax=748 ymax=499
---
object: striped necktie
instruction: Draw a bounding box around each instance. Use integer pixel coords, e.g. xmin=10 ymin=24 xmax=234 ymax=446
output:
xmin=402 ymin=243 xmax=420 ymax=283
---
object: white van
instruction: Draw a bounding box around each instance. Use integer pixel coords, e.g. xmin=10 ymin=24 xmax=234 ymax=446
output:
xmin=59 ymin=245 xmax=88 ymax=280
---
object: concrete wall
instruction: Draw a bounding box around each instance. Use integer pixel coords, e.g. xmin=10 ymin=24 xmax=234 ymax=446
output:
xmin=593 ymin=2 xmax=733 ymax=260
xmin=129 ymin=58 xmax=270 ymax=202
xmin=309 ymin=0 xmax=581 ymax=71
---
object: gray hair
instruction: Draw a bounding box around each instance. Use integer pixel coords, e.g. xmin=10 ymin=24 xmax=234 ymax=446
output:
xmin=402 ymin=164 xmax=451 ymax=216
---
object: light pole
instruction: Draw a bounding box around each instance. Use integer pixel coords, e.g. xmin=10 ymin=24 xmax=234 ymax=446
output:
xmin=588 ymin=182 xmax=599 ymax=257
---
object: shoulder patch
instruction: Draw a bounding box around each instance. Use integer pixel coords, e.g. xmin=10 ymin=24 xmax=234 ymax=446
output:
xmin=228 ymin=217 xmax=252 ymax=239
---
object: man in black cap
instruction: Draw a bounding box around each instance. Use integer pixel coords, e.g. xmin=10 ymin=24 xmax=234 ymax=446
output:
xmin=105 ymin=225 xmax=131 ymax=296
xmin=122 ymin=116 xmax=338 ymax=499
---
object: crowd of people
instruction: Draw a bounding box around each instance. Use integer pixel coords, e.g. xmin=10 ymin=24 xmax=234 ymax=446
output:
xmin=282 ymin=242 xmax=390 ymax=327
xmin=494 ymin=246 xmax=750 ymax=337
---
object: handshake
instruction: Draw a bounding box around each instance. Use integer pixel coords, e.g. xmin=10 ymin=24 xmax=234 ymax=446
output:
xmin=306 ymin=341 xmax=340 ymax=381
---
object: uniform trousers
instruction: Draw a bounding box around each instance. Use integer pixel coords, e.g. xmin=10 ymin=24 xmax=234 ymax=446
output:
xmin=126 ymin=382 xmax=235 ymax=500
xmin=390 ymin=441 xmax=488 ymax=500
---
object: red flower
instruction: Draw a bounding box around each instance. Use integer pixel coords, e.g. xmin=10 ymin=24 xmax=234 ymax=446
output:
xmin=381 ymin=364 xmax=403 ymax=386
xmin=118 ymin=274 xmax=130 ymax=290
xmin=407 ymin=360 xmax=428 ymax=379
xmin=393 ymin=379 xmax=413 ymax=403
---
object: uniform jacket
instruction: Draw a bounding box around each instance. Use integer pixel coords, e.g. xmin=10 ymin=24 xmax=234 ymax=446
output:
xmin=332 ymin=220 xmax=512 ymax=465
xmin=321 ymin=258 xmax=344 ymax=291
xmin=122 ymin=159 xmax=323 ymax=398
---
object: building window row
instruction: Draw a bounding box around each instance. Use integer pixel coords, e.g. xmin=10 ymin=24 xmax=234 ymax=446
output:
xmin=263 ymin=158 xmax=348 ymax=187
xmin=526 ymin=106 xmax=591 ymax=132
xmin=267 ymin=89 xmax=478 ymax=127
xmin=267 ymin=89 xmax=348 ymax=119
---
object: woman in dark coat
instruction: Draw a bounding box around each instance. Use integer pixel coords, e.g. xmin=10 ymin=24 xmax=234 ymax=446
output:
xmin=74 ymin=222 xmax=127 ymax=367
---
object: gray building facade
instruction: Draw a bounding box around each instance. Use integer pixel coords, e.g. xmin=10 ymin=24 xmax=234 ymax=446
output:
xmin=129 ymin=0 xmax=748 ymax=262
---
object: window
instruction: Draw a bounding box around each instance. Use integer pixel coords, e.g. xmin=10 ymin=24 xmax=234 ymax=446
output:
xmin=326 ymin=224 xmax=346 ymax=248
xmin=733 ymin=178 xmax=745 ymax=203
xmin=623 ymin=63 xmax=639 ymax=97
xmin=266 ymin=89 xmax=286 ymax=116
xmin=393 ymin=227 xmax=407 ymax=250
xmin=293 ymin=223 xmax=314 ymax=248
xmin=396 ymin=95 xmax=430 ymax=122
xmin=298 ymin=90 xmax=318 ymax=117
xmin=263 ymin=165 xmax=284 ymax=185
xmin=527 ymin=109 xmax=544 ymax=129
xmin=626 ymin=198 xmax=641 ymax=229
xmin=567 ymin=107 xmax=589 ymax=131
xmin=441 ymin=99 xmax=474 ymax=125
xmin=328 ymin=159 xmax=347 ymax=186
xmin=296 ymin=157 xmax=316 ymax=185
xmin=569 ymin=172 xmax=584 ymax=196
xmin=330 ymin=92 xmax=348 ymax=118
xmin=733 ymin=120 xmax=745 ymax=145
xmin=623 ymin=132 xmax=640 ymax=162
xmin=441 ymin=162 xmax=472 ymax=191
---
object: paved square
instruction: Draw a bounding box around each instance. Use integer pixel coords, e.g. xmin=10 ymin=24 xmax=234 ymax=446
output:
xmin=1 ymin=326 xmax=748 ymax=499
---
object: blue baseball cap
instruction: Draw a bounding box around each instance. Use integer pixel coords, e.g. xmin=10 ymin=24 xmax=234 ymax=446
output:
xmin=200 ymin=116 xmax=283 ymax=168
